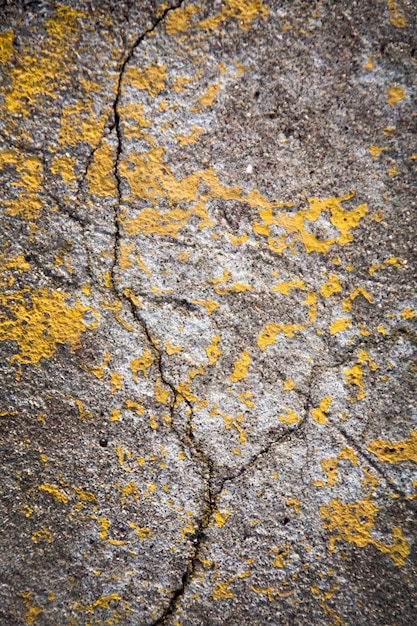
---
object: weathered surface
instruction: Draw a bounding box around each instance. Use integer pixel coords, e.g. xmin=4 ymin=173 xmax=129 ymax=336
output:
xmin=0 ymin=1 xmax=416 ymax=624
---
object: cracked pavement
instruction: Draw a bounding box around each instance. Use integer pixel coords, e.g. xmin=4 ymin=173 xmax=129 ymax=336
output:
xmin=0 ymin=1 xmax=416 ymax=624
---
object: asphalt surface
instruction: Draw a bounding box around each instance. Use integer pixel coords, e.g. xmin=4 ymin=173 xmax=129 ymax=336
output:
xmin=0 ymin=1 xmax=416 ymax=624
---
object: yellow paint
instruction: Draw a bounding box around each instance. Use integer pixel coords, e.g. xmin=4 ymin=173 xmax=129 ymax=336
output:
xmin=386 ymin=86 xmax=405 ymax=106
xmin=80 ymin=352 xmax=110 ymax=379
xmin=177 ymin=125 xmax=203 ymax=146
xmin=38 ymin=484 xmax=68 ymax=504
xmin=238 ymin=391 xmax=254 ymax=407
xmin=73 ymin=399 xmax=93 ymax=421
xmin=31 ymin=528 xmax=52 ymax=544
xmin=212 ymin=570 xmax=250 ymax=601
xmin=86 ymin=141 xmax=116 ymax=196
xmin=209 ymin=269 xmax=252 ymax=294
xmin=388 ymin=165 xmax=397 ymax=177
xmin=229 ymin=350 xmax=250 ymax=382
xmin=342 ymin=288 xmax=373 ymax=312
xmin=109 ymin=409 xmax=120 ymax=421
xmin=110 ymin=372 xmax=123 ymax=394
xmin=286 ymin=498 xmax=300 ymax=514
xmin=271 ymin=545 xmax=290 ymax=568
xmin=121 ymin=482 xmax=139 ymax=505
xmin=214 ymin=508 xmax=230 ymax=528
xmin=387 ymin=0 xmax=406 ymax=27
xmin=278 ymin=408 xmax=301 ymax=425
xmin=74 ymin=594 xmax=122 ymax=613
xmin=384 ymin=256 xmax=404 ymax=269
xmin=0 ymin=30 xmax=13 ymax=63
xmin=206 ymin=335 xmax=222 ymax=365
xmin=368 ymin=263 xmax=383 ymax=276
xmin=96 ymin=517 xmax=110 ymax=540
xmin=50 ymin=155 xmax=76 ymax=186
xmin=122 ymin=401 xmax=143 ymax=419
xmin=230 ymin=233 xmax=249 ymax=246
xmin=149 ymin=414 xmax=158 ymax=430
xmin=330 ymin=318 xmax=351 ymax=335
xmin=320 ymin=495 xmax=409 ymax=566
xmin=125 ymin=63 xmax=166 ymax=97
xmin=253 ymin=192 xmax=367 ymax=255
xmin=192 ymin=299 xmax=220 ymax=314
xmin=166 ymin=0 xmax=268 ymax=35
xmin=129 ymin=523 xmax=151 ymax=540
xmin=74 ymin=487 xmax=96 ymax=502
xmin=311 ymin=396 xmax=331 ymax=425
xmin=199 ymin=82 xmax=222 ymax=107
xmin=154 ymin=377 xmax=170 ymax=404
xmin=130 ymin=350 xmax=154 ymax=380
xmin=0 ymin=150 xmax=43 ymax=219
xmin=165 ymin=340 xmax=182 ymax=355
xmin=400 ymin=308 xmax=414 ymax=320
xmin=272 ymin=280 xmax=305 ymax=294
xmin=367 ymin=431 xmax=417 ymax=463
xmin=369 ymin=145 xmax=387 ymax=160
xmin=283 ymin=379 xmax=295 ymax=391
xmin=364 ymin=54 xmax=375 ymax=70
xmin=2 ymin=7 xmax=86 ymax=119
xmin=320 ymin=274 xmax=342 ymax=298
xmin=0 ymin=288 xmax=98 ymax=378
xmin=258 ymin=323 xmax=305 ymax=350
xmin=17 ymin=592 xmax=43 ymax=626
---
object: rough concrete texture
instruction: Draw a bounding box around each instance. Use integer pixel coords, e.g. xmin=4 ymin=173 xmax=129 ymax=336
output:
xmin=0 ymin=0 xmax=416 ymax=624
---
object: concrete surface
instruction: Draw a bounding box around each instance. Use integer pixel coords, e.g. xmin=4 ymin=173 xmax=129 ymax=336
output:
xmin=0 ymin=1 xmax=416 ymax=624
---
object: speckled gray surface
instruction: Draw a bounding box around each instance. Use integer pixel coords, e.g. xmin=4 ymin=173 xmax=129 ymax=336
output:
xmin=0 ymin=1 xmax=416 ymax=624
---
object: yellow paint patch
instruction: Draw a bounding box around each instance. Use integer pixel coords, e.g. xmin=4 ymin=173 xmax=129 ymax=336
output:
xmin=253 ymin=192 xmax=367 ymax=255
xmin=311 ymin=396 xmax=331 ymax=425
xmin=320 ymin=496 xmax=409 ymax=566
xmin=38 ymin=484 xmax=68 ymax=504
xmin=110 ymin=372 xmax=123 ymax=394
xmin=258 ymin=323 xmax=305 ymax=350
xmin=387 ymin=0 xmax=406 ymax=27
xmin=17 ymin=592 xmax=43 ymax=626
xmin=320 ymin=274 xmax=342 ymax=298
xmin=212 ymin=570 xmax=250 ymax=601
xmin=31 ymin=528 xmax=52 ymax=544
xmin=199 ymin=82 xmax=222 ymax=107
xmin=165 ymin=0 xmax=268 ymax=34
xmin=129 ymin=523 xmax=151 ymax=540
xmin=386 ymin=86 xmax=405 ymax=107
xmin=367 ymin=431 xmax=417 ymax=464
xmin=192 ymin=299 xmax=220 ymax=314
xmin=50 ymin=155 xmax=76 ymax=186
xmin=87 ymin=141 xmax=116 ymax=196
xmin=0 ymin=30 xmax=14 ymax=63
xmin=283 ymin=379 xmax=295 ymax=391
xmin=278 ymin=408 xmax=301 ymax=425
xmin=125 ymin=63 xmax=166 ymax=97
xmin=0 ymin=288 xmax=98 ymax=377
xmin=209 ymin=269 xmax=252 ymax=295
xmin=177 ymin=125 xmax=203 ymax=146
xmin=0 ymin=150 xmax=44 ymax=219
xmin=229 ymin=350 xmax=250 ymax=382
xmin=400 ymin=308 xmax=414 ymax=320
xmin=272 ymin=280 xmax=305 ymax=294
xmin=206 ymin=335 xmax=222 ymax=365
xmin=369 ymin=145 xmax=387 ymax=160
xmin=329 ymin=318 xmax=351 ymax=335
xmin=342 ymin=288 xmax=373 ymax=312
xmin=214 ymin=508 xmax=230 ymax=528
xmin=124 ymin=399 xmax=144 ymax=416
xmin=130 ymin=350 xmax=154 ymax=380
